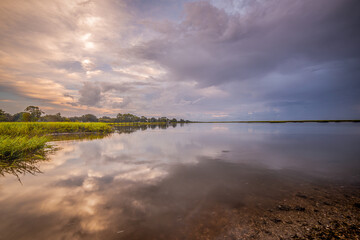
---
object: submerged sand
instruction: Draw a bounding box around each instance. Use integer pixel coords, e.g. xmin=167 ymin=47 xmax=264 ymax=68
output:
xmin=188 ymin=183 xmax=360 ymax=239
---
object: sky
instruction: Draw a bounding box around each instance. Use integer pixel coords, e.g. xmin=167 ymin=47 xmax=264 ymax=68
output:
xmin=0 ymin=0 xmax=359 ymax=120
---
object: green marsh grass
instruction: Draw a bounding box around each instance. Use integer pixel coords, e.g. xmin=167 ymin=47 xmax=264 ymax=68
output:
xmin=0 ymin=122 xmax=113 ymax=136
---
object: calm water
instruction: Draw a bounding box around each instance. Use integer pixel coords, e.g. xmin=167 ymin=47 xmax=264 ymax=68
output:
xmin=1 ymin=123 xmax=360 ymax=239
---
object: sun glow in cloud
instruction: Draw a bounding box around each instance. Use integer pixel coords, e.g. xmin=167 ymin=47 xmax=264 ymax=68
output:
xmin=81 ymin=33 xmax=95 ymax=50
xmin=84 ymin=41 xmax=95 ymax=49
xmin=83 ymin=16 xmax=101 ymax=27
xmin=81 ymin=33 xmax=92 ymax=41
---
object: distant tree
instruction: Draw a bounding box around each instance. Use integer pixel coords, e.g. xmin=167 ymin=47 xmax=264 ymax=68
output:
xmin=81 ymin=114 xmax=98 ymax=122
xmin=0 ymin=109 xmax=11 ymax=122
xmin=126 ymin=113 xmax=139 ymax=122
xmin=140 ymin=116 xmax=148 ymax=122
xmin=159 ymin=117 xmax=168 ymax=122
xmin=116 ymin=113 xmax=140 ymax=122
xmin=1 ymin=107 xmax=190 ymax=123
xmin=41 ymin=113 xmax=64 ymax=122
xmin=11 ymin=112 xmax=22 ymax=122
xmin=0 ymin=110 xmax=6 ymax=122
xmin=116 ymin=113 xmax=124 ymax=122
xmin=21 ymin=112 xmax=32 ymax=122
xmin=55 ymin=113 xmax=62 ymax=119
xmin=11 ymin=112 xmax=31 ymax=122
xmin=24 ymin=106 xmax=44 ymax=121
xmin=69 ymin=116 xmax=81 ymax=122
xmin=99 ymin=116 xmax=114 ymax=123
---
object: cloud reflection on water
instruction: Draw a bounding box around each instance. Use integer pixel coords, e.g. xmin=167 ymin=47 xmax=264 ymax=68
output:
xmin=0 ymin=123 xmax=360 ymax=239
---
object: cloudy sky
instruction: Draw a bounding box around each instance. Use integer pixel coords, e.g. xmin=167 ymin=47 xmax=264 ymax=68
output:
xmin=0 ymin=0 xmax=359 ymax=120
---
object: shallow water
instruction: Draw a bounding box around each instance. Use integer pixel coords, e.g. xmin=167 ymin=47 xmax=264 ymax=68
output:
xmin=0 ymin=123 xmax=360 ymax=239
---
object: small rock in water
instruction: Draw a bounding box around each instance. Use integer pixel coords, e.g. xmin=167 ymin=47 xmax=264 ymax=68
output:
xmin=353 ymin=202 xmax=360 ymax=209
xmin=277 ymin=205 xmax=291 ymax=211
xmin=294 ymin=206 xmax=306 ymax=212
xmin=271 ymin=218 xmax=282 ymax=223
xmin=296 ymin=193 xmax=308 ymax=199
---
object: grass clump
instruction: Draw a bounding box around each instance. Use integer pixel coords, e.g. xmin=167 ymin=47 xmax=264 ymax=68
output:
xmin=0 ymin=136 xmax=49 ymax=162
xmin=0 ymin=136 xmax=52 ymax=181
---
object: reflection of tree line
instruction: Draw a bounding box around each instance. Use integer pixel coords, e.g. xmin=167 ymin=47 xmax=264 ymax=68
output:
xmin=0 ymin=123 xmax=187 ymax=181
xmin=49 ymin=123 xmax=180 ymax=139
xmin=114 ymin=122 xmax=184 ymax=134
xmin=51 ymin=123 xmax=185 ymax=136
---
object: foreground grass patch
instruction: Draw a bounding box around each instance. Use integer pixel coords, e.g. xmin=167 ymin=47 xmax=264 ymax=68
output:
xmin=0 ymin=122 xmax=113 ymax=136
xmin=0 ymin=136 xmax=53 ymax=181
xmin=0 ymin=136 xmax=50 ymax=162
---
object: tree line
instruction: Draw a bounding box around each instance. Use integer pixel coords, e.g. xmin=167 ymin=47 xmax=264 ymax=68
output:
xmin=0 ymin=106 xmax=190 ymax=123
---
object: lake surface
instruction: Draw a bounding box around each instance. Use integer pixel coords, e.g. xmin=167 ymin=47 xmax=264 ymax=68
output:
xmin=1 ymin=123 xmax=360 ymax=239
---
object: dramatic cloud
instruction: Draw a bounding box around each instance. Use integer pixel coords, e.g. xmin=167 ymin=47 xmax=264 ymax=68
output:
xmin=0 ymin=0 xmax=359 ymax=119
xmin=128 ymin=0 xmax=360 ymax=85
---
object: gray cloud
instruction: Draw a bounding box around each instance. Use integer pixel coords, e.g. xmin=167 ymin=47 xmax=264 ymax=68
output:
xmin=78 ymin=81 xmax=140 ymax=108
xmin=128 ymin=0 xmax=360 ymax=86
xmin=79 ymin=82 xmax=101 ymax=106
xmin=47 ymin=60 xmax=83 ymax=72
xmin=111 ymin=0 xmax=360 ymax=120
